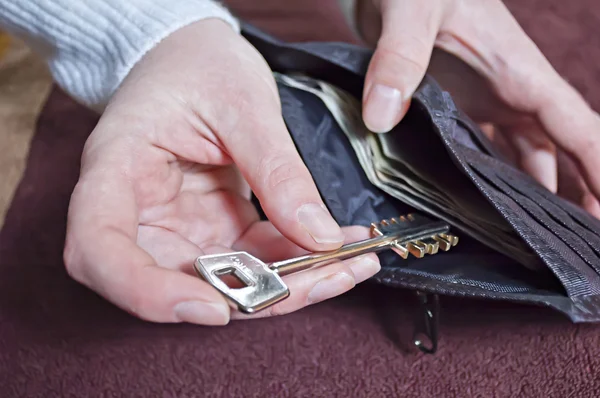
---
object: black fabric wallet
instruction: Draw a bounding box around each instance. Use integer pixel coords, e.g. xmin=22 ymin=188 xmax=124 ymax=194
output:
xmin=241 ymin=23 xmax=600 ymax=350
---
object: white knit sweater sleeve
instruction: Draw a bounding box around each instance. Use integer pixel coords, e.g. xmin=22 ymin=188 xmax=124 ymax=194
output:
xmin=0 ymin=0 xmax=239 ymax=112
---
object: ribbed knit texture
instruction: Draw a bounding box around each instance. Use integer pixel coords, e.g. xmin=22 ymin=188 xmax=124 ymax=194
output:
xmin=0 ymin=0 xmax=239 ymax=111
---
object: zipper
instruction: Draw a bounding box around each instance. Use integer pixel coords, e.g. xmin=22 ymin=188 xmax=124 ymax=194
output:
xmin=413 ymin=291 xmax=439 ymax=354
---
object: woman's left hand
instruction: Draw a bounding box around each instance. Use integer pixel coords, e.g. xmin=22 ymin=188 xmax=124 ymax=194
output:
xmin=355 ymin=0 xmax=600 ymax=218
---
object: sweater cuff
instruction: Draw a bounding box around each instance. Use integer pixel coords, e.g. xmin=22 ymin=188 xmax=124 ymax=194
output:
xmin=0 ymin=0 xmax=240 ymax=112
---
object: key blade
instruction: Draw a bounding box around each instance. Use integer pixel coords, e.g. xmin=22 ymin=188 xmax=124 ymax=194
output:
xmin=193 ymin=252 xmax=289 ymax=314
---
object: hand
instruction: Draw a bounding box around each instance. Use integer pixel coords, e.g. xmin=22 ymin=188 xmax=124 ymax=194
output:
xmin=356 ymin=0 xmax=600 ymax=218
xmin=63 ymin=19 xmax=380 ymax=325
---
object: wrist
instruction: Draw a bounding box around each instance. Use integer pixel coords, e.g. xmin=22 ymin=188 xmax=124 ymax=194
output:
xmin=88 ymin=0 xmax=241 ymax=112
xmin=99 ymin=1 xmax=240 ymax=108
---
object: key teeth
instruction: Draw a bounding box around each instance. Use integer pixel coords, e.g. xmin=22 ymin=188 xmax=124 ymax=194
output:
xmin=376 ymin=213 xmax=424 ymax=228
xmin=407 ymin=241 xmax=427 ymax=258
xmin=421 ymin=238 xmax=440 ymax=255
xmin=391 ymin=242 xmax=409 ymax=259
xmin=440 ymin=233 xmax=459 ymax=247
xmin=374 ymin=215 xmax=409 ymax=230
xmin=372 ymin=215 xmax=459 ymax=259
xmin=433 ymin=235 xmax=451 ymax=251
xmin=405 ymin=234 xmax=458 ymax=258
xmin=370 ymin=222 xmax=383 ymax=236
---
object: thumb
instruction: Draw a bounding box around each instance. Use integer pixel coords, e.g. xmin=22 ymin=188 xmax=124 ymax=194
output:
xmin=362 ymin=0 xmax=443 ymax=133
xmin=222 ymin=101 xmax=345 ymax=252
xmin=210 ymin=49 xmax=346 ymax=252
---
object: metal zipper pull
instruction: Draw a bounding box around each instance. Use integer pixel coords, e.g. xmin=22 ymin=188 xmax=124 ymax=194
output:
xmin=413 ymin=291 xmax=440 ymax=354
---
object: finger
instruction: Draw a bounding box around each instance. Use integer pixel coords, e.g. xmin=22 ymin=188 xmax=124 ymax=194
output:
xmin=557 ymin=151 xmax=600 ymax=219
xmin=231 ymin=253 xmax=380 ymax=320
xmin=534 ymin=85 xmax=600 ymax=203
xmin=138 ymin=220 xmax=380 ymax=319
xmin=500 ymin=123 xmax=558 ymax=193
xmin=231 ymin=220 xmax=380 ymax=319
xmin=362 ymin=0 xmax=445 ymax=133
xmin=437 ymin=0 xmax=600 ymax=203
xmin=138 ymin=220 xmax=379 ymax=281
xmin=582 ymin=193 xmax=600 ymax=220
xmin=232 ymin=221 xmax=373 ymax=262
xmin=478 ymin=122 xmax=519 ymax=167
xmin=64 ymin=163 xmax=230 ymax=326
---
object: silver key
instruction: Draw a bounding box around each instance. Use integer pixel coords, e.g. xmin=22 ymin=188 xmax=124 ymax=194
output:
xmin=193 ymin=213 xmax=458 ymax=314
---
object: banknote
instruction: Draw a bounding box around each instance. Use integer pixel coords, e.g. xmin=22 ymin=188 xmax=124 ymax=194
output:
xmin=274 ymin=72 xmax=540 ymax=269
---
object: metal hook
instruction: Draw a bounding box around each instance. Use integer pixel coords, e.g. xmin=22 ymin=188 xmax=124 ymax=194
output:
xmin=413 ymin=291 xmax=439 ymax=354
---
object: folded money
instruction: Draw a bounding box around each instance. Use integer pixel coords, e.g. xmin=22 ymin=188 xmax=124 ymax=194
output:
xmin=274 ymin=72 xmax=540 ymax=269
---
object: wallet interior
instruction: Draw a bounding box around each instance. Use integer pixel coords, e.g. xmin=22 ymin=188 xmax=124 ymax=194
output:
xmin=278 ymin=83 xmax=567 ymax=298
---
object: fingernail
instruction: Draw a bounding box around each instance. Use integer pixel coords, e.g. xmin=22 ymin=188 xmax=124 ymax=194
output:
xmin=307 ymin=272 xmax=355 ymax=304
xmin=174 ymin=301 xmax=229 ymax=325
xmin=347 ymin=255 xmax=381 ymax=283
xmin=297 ymin=203 xmax=344 ymax=244
xmin=363 ymin=84 xmax=402 ymax=133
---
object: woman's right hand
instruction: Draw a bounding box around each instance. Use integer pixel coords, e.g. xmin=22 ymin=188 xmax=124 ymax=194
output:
xmin=63 ymin=19 xmax=381 ymax=325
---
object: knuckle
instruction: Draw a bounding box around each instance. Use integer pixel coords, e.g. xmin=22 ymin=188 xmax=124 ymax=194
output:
xmin=376 ymin=35 xmax=430 ymax=76
xmin=331 ymin=264 xmax=356 ymax=283
xmin=258 ymin=153 xmax=309 ymax=194
xmin=487 ymin=44 xmax=561 ymax=112
xmin=496 ymin=62 xmax=549 ymax=109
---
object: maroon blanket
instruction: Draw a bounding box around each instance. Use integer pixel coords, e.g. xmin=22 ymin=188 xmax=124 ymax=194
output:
xmin=2 ymin=1 xmax=600 ymax=396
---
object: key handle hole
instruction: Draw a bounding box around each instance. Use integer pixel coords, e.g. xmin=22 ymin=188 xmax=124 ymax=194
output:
xmin=214 ymin=267 xmax=253 ymax=289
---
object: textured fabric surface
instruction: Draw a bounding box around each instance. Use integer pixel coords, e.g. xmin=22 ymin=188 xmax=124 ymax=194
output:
xmin=2 ymin=1 xmax=600 ymax=397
